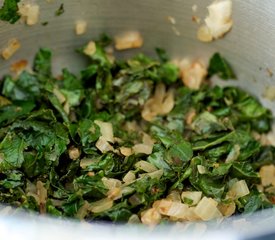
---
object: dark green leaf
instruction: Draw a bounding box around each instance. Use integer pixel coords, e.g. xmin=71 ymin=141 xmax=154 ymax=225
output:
xmin=208 ymin=53 xmax=236 ymax=80
xmin=0 ymin=0 xmax=20 ymax=24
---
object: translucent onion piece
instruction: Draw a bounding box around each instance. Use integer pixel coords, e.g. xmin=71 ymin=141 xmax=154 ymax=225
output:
xmin=259 ymin=165 xmax=275 ymax=187
xmin=181 ymin=191 xmax=202 ymax=206
xmin=94 ymin=120 xmax=114 ymax=143
xmin=135 ymin=160 xmax=158 ymax=173
xmin=228 ymin=180 xmax=250 ymax=199
xmin=114 ymin=31 xmax=143 ymax=50
xmin=194 ymin=197 xmax=222 ymax=221
xmin=141 ymin=208 xmax=162 ymax=225
xmin=89 ymin=198 xmax=113 ymax=213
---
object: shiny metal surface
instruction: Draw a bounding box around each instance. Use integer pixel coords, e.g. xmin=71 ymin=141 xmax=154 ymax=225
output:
xmin=0 ymin=0 xmax=275 ymax=239
xmin=0 ymin=0 xmax=275 ymax=114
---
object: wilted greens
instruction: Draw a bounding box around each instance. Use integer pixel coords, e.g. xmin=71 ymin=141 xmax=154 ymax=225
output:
xmin=0 ymin=0 xmax=21 ymax=24
xmin=0 ymin=35 xmax=274 ymax=224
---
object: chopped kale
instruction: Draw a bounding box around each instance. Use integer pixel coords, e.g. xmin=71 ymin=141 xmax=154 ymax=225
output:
xmin=0 ymin=0 xmax=21 ymax=24
xmin=0 ymin=36 xmax=274 ymax=224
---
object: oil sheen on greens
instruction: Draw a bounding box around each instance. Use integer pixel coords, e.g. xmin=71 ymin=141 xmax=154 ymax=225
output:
xmin=0 ymin=35 xmax=274 ymax=223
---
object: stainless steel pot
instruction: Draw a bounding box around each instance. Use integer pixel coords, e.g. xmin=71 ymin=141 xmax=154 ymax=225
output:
xmin=0 ymin=1 xmax=275 ymax=239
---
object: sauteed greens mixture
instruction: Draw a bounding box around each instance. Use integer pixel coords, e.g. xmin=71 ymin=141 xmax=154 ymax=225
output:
xmin=0 ymin=35 xmax=274 ymax=224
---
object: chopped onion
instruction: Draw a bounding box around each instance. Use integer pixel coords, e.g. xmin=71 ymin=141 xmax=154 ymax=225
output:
xmin=107 ymin=187 xmax=122 ymax=200
xmin=185 ymin=207 xmax=201 ymax=221
xmin=94 ymin=120 xmax=114 ymax=143
xmin=76 ymin=201 xmax=90 ymax=219
xmin=120 ymin=147 xmax=133 ymax=156
xmin=140 ymin=208 xmax=162 ymax=225
xmin=167 ymin=191 xmax=182 ymax=202
xmin=139 ymin=169 xmax=164 ymax=180
xmin=1 ymin=38 xmax=21 ymax=60
xmin=132 ymin=143 xmax=153 ymax=155
xmin=142 ymin=83 xmax=175 ymax=121
xmin=225 ymin=145 xmax=240 ymax=163
xmin=194 ymin=197 xmax=222 ymax=221
xmin=18 ymin=2 xmax=40 ymax=26
xmin=68 ymin=147 xmax=81 ymax=160
xmin=228 ymin=180 xmax=250 ymax=199
xmin=114 ymin=31 xmax=143 ymax=50
xmin=80 ymin=158 xmax=96 ymax=169
xmin=197 ymin=25 xmax=213 ymax=42
xmin=53 ymin=87 xmax=66 ymax=104
xmin=95 ymin=136 xmax=114 ymax=153
xmin=10 ymin=59 xmax=28 ymax=76
xmin=181 ymin=61 xmax=207 ymax=90
xmin=75 ymin=20 xmax=88 ymax=35
xmin=102 ymin=177 xmax=121 ymax=190
xmin=198 ymin=0 xmax=233 ymax=42
xmin=166 ymin=202 xmax=189 ymax=219
xmin=122 ymin=171 xmax=136 ymax=183
xmin=181 ymin=191 xmax=202 ymax=206
xmin=36 ymin=181 xmax=47 ymax=205
xmin=142 ymin=133 xmax=155 ymax=146
xmin=197 ymin=165 xmax=206 ymax=174
xmin=135 ymin=160 xmax=157 ymax=172
xmin=153 ymin=199 xmax=172 ymax=215
xmin=159 ymin=89 xmax=175 ymax=115
xmin=259 ymin=165 xmax=275 ymax=187
xmin=89 ymin=198 xmax=113 ymax=213
xmin=128 ymin=214 xmax=141 ymax=224
xmin=83 ymin=41 xmax=96 ymax=56
xmin=218 ymin=202 xmax=236 ymax=217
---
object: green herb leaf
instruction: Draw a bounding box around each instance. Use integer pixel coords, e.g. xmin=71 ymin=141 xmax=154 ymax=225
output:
xmin=208 ymin=53 xmax=236 ymax=80
xmin=0 ymin=0 xmax=20 ymax=24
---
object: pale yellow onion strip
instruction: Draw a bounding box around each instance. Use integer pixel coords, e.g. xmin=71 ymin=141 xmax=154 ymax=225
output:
xmin=89 ymin=198 xmax=113 ymax=213
xmin=166 ymin=191 xmax=182 ymax=202
xmin=259 ymin=165 xmax=275 ymax=187
xmin=122 ymin=171 xmax=136 ymax=183
xmin=36 ymin=181 xmax=47 ymax=214
xmin=107 ymin=187 xmax=122 ymax=200
xmin=139 ymin=169 xmax=164 ymax=180
xmin=194 ymin=197 xmax=222 ymax=221
xmin=181 ymin=61 xmax=207 ymax=90
xmin=132 ymin=143 xmax=153 ymax=155
xmin=159 ymin=89 xmax=175 ymax=115
xmin=153 ymin=199 xmax=173 ymax=215
xmin=166 ymin=202 xmax=189 ymax=219
xmin=135 ymin=160 xmax=158 ymax=173
xmin=140 ymin=208 xmax=161 ymax=225
xmin=101 ymin=177 xmax=122 ymax=190
xmin=83 ymin=41 xmax=96 ymax=56
xmin=128 ymin=214 xmax=141 ymax=224
xmin=120 ymin=147 xmax=133 ymax=157
xmin=154 ymin=83 xmax=166 ymax=106
xmin=95 ymin=136 xmax=114 ymax=153
xmin=141 ymin=83 xmax=175 ymax=121
xmin=53 ymin=87 xmax=66 ymax=104
xmin=228 ymin=180 xmax=250 ymax=200
xmin=1 ymin=39 xmax=21 ymax=60
xmin=76 ymin=201 xmax=90 ymax=219
xmin=142 ymin=133 xmax=155 ymax=146
xmin=185 ymin=207 xmax=201 ymax=221
xmin=18 ymin=2 xmax=40 ymax=26
xmin=218 ymin=202 xmax=236 ymax=217
xmin=114 ymin=31 xmax=143 ymax=50
xmin=197 ymin=0 xmax=233 ymax=42
xmin=94 ymin=120 xmax=114 ymax=143
xmin=75 ymin=20 xmax=88 ymax=35
xmin=181 ymin=191 xmax=202 ymax=206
